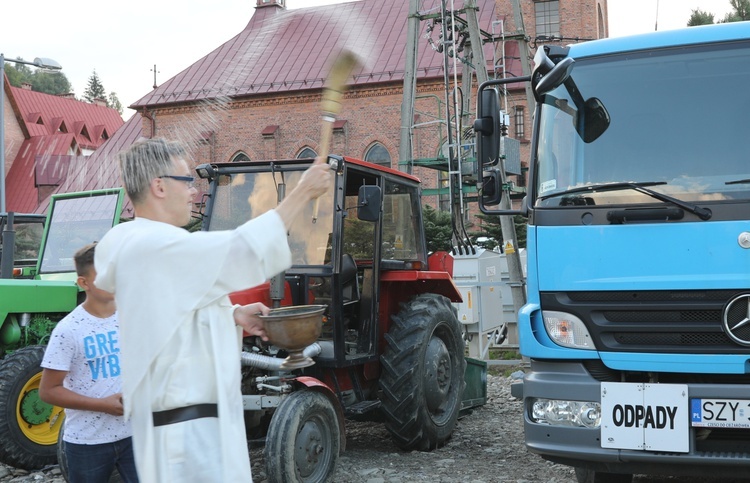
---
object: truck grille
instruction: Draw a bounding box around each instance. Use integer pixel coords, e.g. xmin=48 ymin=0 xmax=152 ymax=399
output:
xmin=541 ymin=290 xmax=750 ymax=354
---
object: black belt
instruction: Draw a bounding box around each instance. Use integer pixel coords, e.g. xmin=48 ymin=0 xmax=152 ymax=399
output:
xmin=152 ymin=404 xmax=218 ymax=427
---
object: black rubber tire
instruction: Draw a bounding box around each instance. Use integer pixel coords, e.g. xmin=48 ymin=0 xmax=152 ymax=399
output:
xmin=575 ymin=467 xmax=633 ymax=483
xmin=264 ymin=390 xmax=340 ymax=483
xmin=57 ymin=421 xmax=69 ymax=481
xmin=58 ymin=422 xmax=123 ymax=483
xmin=379 ymin=293 xmax=466 ymax=451
xmin=0 ymin=345 xmax=64 ymax=469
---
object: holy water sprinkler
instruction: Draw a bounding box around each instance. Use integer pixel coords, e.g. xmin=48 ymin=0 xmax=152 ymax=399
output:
xmin=312 ymin=50 xmax=359 ymax=223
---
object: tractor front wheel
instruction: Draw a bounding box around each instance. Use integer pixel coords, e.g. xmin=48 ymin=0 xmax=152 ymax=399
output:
xmin=264 ymin=390 xmax=340 ymax=483
xmin=0 ymin=345 xmax=64 ymax=469
xmin=379 ymin=293 xmax=466 ymax=451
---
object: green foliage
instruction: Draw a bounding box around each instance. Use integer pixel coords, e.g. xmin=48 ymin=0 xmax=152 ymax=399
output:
xmin=726 ymin=0 xmax=750 ymax=20
xmin=688 ymin=0 xmax=750 ymax=25
xmin=83 ymin=70 xmax=107 ymax=103
xmin=470 ymin=213 xmax=527 ymax=251
xmin=343 ymin=218 xmax=376 ymax=259
xmin=688 ymin=8 xmax=715 ymax=25
xmin=4 ymin=60 xmax=72 ymax=95
xmin=422 ymin=205 xmax=453 ymax=253
xmin=108 ymin=92 xmax=124 ymax=115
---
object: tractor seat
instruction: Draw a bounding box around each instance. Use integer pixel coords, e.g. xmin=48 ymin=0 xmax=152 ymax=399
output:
xmin=341 ymin=253 xmax=360 ymax=304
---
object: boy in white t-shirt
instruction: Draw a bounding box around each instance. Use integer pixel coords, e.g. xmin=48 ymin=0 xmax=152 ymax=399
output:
xmin=39 ymin=243 xmax=138 ymax=483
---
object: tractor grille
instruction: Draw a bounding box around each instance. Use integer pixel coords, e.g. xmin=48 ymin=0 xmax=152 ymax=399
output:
xmin=541 ymin=290 xmax=750 ymax=354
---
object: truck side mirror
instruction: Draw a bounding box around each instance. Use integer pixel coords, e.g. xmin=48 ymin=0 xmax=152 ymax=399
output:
xmin=534 ymin=56 xmax=575 ymax=98
xmin=473 ymin=87 xmax=501 ymax=168
xmin=580 ymin=97 xmax=610 ymax=143
xmin=357 ymin=185 xmax=381 ymax=222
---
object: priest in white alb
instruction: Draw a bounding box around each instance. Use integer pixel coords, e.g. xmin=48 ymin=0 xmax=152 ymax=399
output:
xmin=95 ymin=138 xmax=332 ymax=482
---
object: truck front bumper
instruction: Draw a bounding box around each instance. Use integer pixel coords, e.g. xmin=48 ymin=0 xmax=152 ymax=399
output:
xmin=519 ymin=359 xmax=750 ymax=478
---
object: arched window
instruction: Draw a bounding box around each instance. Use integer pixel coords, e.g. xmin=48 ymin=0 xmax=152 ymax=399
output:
xmin=364 ymin=143 xmax=391 ymax=167
xmin=231 ymin=152 xmax=250 ymax=163
xmin=297 ymin=147 xmax=317 ymax=159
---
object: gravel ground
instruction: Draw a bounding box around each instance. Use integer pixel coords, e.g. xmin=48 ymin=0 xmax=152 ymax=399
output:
xmin=1 ymin=370 xmax=745 ymax=483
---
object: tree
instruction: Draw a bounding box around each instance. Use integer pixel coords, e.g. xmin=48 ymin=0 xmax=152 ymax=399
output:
xmin=422 ymin=205 xmax=453 ymax=253
xmin=687 ymin=0 xmax=750 ymax=25
xmin=108 ymin=92 xmax=124 ymax=115
xmin=83 ymin=70 xmax=106 ymax=103
xmin=31 ymin=71 xmax=72 ymax=95
xmin=722 ymin=0 xmax=750 ymax=21
xmin=470 ymin=213 xmax=527 ymax=251
xmin=688 ymin=8 xmax=715 ymax=25
xmin=4 ymin=59 xmax=72 ymax=96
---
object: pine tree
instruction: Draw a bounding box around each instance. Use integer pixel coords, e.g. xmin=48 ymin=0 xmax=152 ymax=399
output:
xmin=83 ymin=70 xmax=107 ymax=103
xmin=687 ymin=8 xmax=715 ymax=26
xmin=422 ymin=205 xmax=454 ymax=253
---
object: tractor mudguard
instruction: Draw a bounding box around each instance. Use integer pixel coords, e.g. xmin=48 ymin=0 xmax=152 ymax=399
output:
xmin=293 ymin=376 xmax=347 ymax=452
xmin=380 ymin=270 xmax=462 ymax=303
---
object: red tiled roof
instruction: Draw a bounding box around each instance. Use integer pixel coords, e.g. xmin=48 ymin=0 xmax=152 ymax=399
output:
xmin=132 ymin=0 xmax=509 ymax=108
xmin=5 ymin=134 xmax=76 ymax=213
xmin=35 ymin=113 xmax=143 ymax=217
xmin=10 ymin=86 xmax=123 ymax=150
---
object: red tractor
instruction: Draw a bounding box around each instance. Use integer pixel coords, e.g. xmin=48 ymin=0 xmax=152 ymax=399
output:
xmin=196 ymin=155 xmax=469 ymax=482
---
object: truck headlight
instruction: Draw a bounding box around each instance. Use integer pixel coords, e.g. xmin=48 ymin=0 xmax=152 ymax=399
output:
xmin=542 ymin=310 xmax=594 ymax=350
xmin=531 ymin=398 xmax=601 ymax=428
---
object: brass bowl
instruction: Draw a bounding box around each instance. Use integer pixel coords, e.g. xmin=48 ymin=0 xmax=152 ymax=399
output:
xmin=260 ymin=305 xmax=326 ymax=369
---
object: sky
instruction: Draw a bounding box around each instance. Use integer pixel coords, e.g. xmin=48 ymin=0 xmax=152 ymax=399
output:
xmin=1 ymin=0 xmax=736 ymax=120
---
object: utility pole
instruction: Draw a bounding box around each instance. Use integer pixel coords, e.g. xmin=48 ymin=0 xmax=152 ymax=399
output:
xmin=509 ymin=0 xmax=535 ymax=112
xmin=466 ymin=0 xmax=527 ymax=338
xmin=398 ymin=0 xmax=421 ymax=174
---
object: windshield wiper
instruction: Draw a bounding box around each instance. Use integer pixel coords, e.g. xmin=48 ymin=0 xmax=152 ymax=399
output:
xmin=726 ymin=178 xmax=750 ymax=185
xmin=544 ymin=181 xmax=712 ymax=220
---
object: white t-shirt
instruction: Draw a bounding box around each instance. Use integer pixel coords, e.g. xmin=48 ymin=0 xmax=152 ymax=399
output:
xmin=42 ymin=304 xmax=132 ymax=444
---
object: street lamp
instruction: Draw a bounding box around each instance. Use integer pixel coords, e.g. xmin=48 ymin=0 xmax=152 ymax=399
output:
xmin=1 ymin=54 xmax=63 ymax=213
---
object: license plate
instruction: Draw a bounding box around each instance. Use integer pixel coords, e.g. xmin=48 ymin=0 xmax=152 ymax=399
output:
xmin=601 ymin=382 xmax=689 ymax=453
xmin=691 ymin=399 xmax=750 ymax=428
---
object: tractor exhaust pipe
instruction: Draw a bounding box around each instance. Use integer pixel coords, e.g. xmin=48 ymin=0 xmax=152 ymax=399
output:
xmin=240 ymin=341 xmax=332 ymax=371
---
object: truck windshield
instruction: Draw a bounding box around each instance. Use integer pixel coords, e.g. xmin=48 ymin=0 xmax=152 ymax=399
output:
xmin=535 ymin=41 xmax=750 ymax=207
xmin=207 ymin=170 xmax=335 ymax=266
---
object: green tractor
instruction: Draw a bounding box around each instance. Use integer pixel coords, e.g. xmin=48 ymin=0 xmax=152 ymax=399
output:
xmin=0 ymin=188 xmax=124 ymax=470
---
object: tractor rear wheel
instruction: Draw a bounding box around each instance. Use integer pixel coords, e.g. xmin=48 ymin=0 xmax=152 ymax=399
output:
xmin=379 ymin=293 xmax=466 ymax=450
xmin=265 ymin=390 xmax=340 ymax=483
xmin=0 ymin=345 xmax=64 ymax=469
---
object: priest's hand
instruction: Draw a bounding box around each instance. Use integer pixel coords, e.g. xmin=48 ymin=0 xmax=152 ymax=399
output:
xmin=234 ymin=302 xmax=270 ymax=341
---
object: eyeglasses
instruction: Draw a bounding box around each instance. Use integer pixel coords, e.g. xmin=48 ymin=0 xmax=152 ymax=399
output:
xmin=159 ymin=175 xmax=196 ymax=189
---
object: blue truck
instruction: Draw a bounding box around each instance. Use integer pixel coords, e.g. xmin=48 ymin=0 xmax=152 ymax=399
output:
xmin=475 ymin=22 xmax=750 ymax=482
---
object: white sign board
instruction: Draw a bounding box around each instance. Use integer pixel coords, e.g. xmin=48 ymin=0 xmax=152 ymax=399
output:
xmin=600 ymin=382 xmax=689 ymax=453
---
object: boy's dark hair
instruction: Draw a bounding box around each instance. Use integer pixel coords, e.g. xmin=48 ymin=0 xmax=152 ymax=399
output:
xmin=74 ymin=243 xmax=97 ymax=277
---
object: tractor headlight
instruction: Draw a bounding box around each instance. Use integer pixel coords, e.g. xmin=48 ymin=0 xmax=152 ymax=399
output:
xmin=531 ymin=398 xmax=601 ymax=428
xmin=542 ymin=310 xmax=594 ymax=350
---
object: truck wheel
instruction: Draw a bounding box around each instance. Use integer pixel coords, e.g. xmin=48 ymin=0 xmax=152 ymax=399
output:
xmin=0 ymin=345 xmax=64 ymax=469
xmin=265 ymin=390 xmax=340 ymax=483
xmin=575 ymin=467 xmax=632 ymax=483
xmin=379 ymin=293 xmax=466 ymax=450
